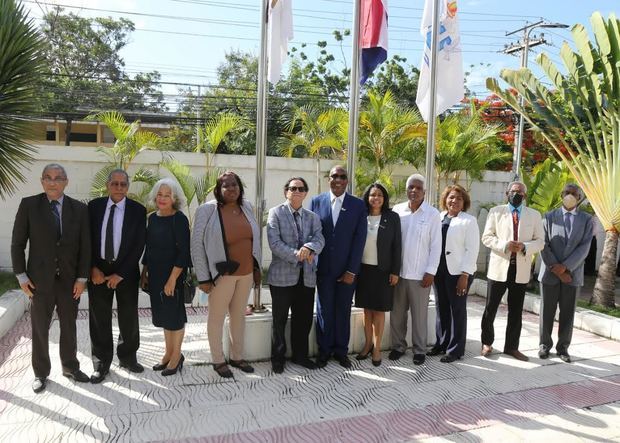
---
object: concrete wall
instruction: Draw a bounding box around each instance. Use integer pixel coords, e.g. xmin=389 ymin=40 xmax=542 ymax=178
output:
xmin=0 ymin=144 xmax=527 ymax=272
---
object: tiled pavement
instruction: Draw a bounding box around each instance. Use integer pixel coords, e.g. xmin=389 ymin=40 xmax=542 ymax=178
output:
xmin=0 ymin=297 xmax=619 ymax=442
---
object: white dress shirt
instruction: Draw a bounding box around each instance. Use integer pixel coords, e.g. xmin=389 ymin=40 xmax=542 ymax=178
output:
xmin=393 ymin=200 xmax=442 ymax=280
xmin=100 ymin=197 xmax=126 ymax=260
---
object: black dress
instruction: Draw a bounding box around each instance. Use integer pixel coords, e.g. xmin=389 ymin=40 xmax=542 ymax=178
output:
xmin=143 ymin=211 xmax=191 ymax=330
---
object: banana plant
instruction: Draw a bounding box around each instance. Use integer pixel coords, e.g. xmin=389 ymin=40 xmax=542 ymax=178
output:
xmin=521 ymin=158 xmax=574 ymax=215
xmin=487 ymin=12 xmax=620 ymax=307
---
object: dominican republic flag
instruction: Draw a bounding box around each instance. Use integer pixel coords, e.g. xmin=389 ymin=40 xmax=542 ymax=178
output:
xmin=416 ymin=0 xmax=464 ymax=121
xmin=268 ymin=0 xmax=294 ymax=84
xmin=360 ymin=0 xmax=388 ymax=85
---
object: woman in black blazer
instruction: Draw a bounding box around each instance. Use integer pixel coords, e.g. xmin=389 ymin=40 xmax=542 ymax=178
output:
xmin=354 ymin=183 xmax=402 ymax=366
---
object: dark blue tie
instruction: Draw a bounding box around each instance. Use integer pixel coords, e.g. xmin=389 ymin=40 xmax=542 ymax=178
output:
xmin=293 ymin=211 xmax=303 ymax=249
xmin=564 ymin=212 xmax=572 ymax=238
xmin=105 ymin=204 xmax=116 ymax=262
xmin=50 ymin=200 xmax=61 ymax=239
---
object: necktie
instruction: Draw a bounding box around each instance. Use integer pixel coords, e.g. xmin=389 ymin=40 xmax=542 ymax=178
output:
xmin=50 ymin=200 xmax=61 ymax=239
xmin=293 ymin=211 xmax=304 ymax=249
xmin=331 ymin=197 xmax=341 ymax=227
xmin=511 ymin=209 xmax=519 ymax=262
xmin=564 ymin=212 xmax=572 ymax=238
xmin=105 ymin=204 xmax=116 ymax=262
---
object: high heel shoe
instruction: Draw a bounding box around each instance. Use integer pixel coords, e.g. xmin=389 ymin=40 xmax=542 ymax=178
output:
xmin=162 ymin=354 xmax=184 ymax=376
xmin=356 ymin=344 xmax=374 ymax=361
xmin=152 ymin=360 xmax=170 ymax=371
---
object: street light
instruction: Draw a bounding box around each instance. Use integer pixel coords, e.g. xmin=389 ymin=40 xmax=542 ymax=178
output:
xmin=507 ymin=20 xmax=569 ymax=179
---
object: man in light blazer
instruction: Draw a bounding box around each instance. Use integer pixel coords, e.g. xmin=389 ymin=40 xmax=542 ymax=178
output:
xmin=267 ymin=177 xmax=325 ymax=373
xmin=87 ymin=169 xmax=147 ymax=383
xmin=538 ymin=184 xmax=593 ymax=363
xmin=311 ymin=165 xmax=367 ymax=368
xmin=11 ymin=163 xmax=91 ymax=393
xmin=481 ymin=181 xmax=544 ymax=361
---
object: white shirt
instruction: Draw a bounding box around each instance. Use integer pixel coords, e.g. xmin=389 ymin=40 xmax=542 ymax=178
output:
xmin=329 ymin=191 xmax=345 ymax=226
xmin=393 ymin=200 xmax=442 ymax=280
xmin=100 ymin=197 xmax=126 ymax=260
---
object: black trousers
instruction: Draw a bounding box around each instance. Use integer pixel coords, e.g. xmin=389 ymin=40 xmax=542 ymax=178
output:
xmin=539 ymin=282 xmax=578 ymax=353
xmin=270 ymin=272 xmax=315 ymax=364
xmin=481 ymin=263 xmax=526 ymax=351
xmin=88 ymin=263 xmax=140 ymax=370
xmin=31 ymin=277 xmax=80 ymax=378
xmin=433 ymin=265 xmax=472 ymax=358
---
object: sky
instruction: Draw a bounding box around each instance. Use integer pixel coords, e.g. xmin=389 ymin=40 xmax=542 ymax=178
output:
xmin=23 ymin=0 xmax=620 ymax=110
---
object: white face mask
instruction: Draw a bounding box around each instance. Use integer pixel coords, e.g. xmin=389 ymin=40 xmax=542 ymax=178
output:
xmin=562 ymin=194 xmax=578 ymax=210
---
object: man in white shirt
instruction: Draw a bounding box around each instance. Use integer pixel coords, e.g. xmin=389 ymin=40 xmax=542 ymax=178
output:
xmin=389 ymin=174 xmax=442 ymax=365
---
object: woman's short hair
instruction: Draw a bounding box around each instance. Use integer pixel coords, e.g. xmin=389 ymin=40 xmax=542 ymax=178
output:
xmin=149 ymin=178 xmax=186 ymax=210
xmin=214 ymin=171 xmax=244 ymax=205
xmin=362 ymin=182 xmax=390 ymax=213
xmin=440 ymin=184 xmax=471 ymax=212
xmin=283 ymin=176 xmax=309 ymax=192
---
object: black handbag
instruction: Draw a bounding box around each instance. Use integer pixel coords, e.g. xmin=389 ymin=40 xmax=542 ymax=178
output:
xmin=172 ymin=213 xmax=196 ymax=304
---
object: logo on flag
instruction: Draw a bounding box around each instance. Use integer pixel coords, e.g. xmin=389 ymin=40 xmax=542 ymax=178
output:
xmin=360 ymin=0 xmax=388 ymax=85
xmin=415 ymin=0 xmax=464 ymax=122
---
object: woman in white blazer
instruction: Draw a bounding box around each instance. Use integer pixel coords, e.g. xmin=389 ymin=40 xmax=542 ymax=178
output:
xmin=427 ymin=185 xmax=480 ymax=363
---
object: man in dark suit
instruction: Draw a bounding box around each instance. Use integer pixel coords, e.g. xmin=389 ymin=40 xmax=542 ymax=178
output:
xmin=311 ymin=165 xmax=367 ymax=368
xmin=88 ymin=169 xmax=146 ymax=383
xmin=538 ymin=184 xmax=593 ymax=363
xmin=11 ymin=163 xmax=91 ymax=393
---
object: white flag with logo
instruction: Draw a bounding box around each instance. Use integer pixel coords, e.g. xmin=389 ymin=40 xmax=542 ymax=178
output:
xmin=268 ymin=0 xmax=294 ymax=84
xmin=415 ymin=0 xmax=464 ymax=122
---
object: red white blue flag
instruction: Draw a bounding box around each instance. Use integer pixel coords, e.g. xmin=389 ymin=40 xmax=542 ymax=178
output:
xmin=360 ymin=0 xmax=388 ymax=85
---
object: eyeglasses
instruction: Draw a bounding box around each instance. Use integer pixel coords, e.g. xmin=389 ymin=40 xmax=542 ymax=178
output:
xmin=109 ymin=181 xmax=129 ymax=188
xmin=42 ymin=176 xmax=67 ymax=183
xmin=330 ymin=174 xmax=348 ymax=180
xmin=287 ymin=186 xmax=307 ymax=192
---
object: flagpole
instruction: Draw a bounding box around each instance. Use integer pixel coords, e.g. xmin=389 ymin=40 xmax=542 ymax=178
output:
xmin=346 ymin=0 xmax=362 ymax=195
xmin=252 ymin=0 xmax=269 ymax=313
xmin=424 ymin=0 xmax=441 ymax=205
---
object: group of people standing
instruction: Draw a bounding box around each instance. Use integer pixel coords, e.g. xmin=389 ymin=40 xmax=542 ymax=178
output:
xmin=11 ymin=163 xmax=593 ymax=394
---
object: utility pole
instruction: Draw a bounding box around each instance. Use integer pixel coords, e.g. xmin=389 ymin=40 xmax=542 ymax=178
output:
xmin=504 ymin=19 xmax=569 ymax=180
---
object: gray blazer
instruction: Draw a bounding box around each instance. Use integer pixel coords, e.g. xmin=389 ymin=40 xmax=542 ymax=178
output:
xmin=191 ymin=199 xmax=261 ymax=283
xmin=539 ymin=208 xmax=593 ymax=287
xmin=267 ymin=203 xmax=325 ymax=287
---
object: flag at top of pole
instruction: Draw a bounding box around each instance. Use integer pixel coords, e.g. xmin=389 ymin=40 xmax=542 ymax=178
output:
xmin=415 ymin=0 xmax=464 ymax=122
xmin=360 ymin=0 xmax=388 ymax=85
xmin=267 ymin=0 xmax=293 ymax=84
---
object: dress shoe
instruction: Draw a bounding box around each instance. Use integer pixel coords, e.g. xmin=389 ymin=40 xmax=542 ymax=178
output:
xmin=372 ymin=358 xmax=382 ymax=367
xmin=335 ymin=355 xmax=352 ymax=368
xmin=481 ymin=344 xmax=493 ymax=357
xmin=440 ymin=355 xmax=460 ymax=363
xmin=230 ymin=359 xmax=254 ymax=373
xmin=152 ymin=361 xmax=170 ymax=371
xmin=63 ymin=369 xmax=90 ymax=383
xmin=504 ymin=349 xmax=529 ymax=361
xmin=120 ymin=361 xmax=144 ymax=373
xmin=90 ymin=368 xmax=109 ymax=384
xmin=214 ymin=362 xmax=233 ymax=378
xmin=413 ymin=354 xmax=426 ymax=365
xmin=388 ymin=350 xmax=404 ymax=361
xmin=356 ymin=344 xmax=374 ymax=361
xmin=272 ymin=362 xmax=284 ymax=374
xmin=426 ymin=347 xmax=445 ymax=357
xmin=292 ymin=358 xmax=317 ymax=370
xmin=32 ymin=377 xmax=46 ymax=393
xmin=316 ymin=355 xmax=329 ymax=368
xmin=557 ymin=351 xmax=571 ymax=363
xmin=538 ymin=349 xmax=550 ymax=359
xmin=162 ymin=355 xmax=184 ymax=376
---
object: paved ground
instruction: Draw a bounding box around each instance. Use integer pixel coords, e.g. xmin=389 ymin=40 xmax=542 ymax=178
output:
xmin=0 ymin=297 xmax=619 ymax=442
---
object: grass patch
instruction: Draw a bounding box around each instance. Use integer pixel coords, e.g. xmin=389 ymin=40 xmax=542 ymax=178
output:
xmin=0 ymin=271 xmax=19 ymax=296
xmin=577 ymin=299 xmax=620 ymax=318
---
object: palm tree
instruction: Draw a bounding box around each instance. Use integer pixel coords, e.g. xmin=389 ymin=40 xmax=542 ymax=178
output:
xmin=281 ymin=105 xmax=347 ymax=194
xmin=0 ymin=0 xmax=45 ymax=197
xmin=487 ymin=12 xmax=620 ymax=308
xmin=434 ymin=102 xmax=509 ymax=193
xmin=355 ymin=90 xmax=426 ymax=194
xmin=87 ymin=111 xmax=161 ymax=204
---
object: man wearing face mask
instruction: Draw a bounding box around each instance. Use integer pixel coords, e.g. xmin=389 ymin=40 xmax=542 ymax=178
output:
xmin=481 ymin=181 xmax=544 ymax=361
xmin=538 ymin=184 xmax=593 ymax=363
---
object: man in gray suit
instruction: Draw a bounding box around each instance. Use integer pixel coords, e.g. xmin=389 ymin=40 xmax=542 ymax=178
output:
xmin=538 ymin=184 xmax=593 ymax=363
xmin=267 ymin=177 xmax=324 ymax=373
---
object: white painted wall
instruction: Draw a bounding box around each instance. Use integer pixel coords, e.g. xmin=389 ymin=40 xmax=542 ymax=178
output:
xmin=0 ymin=144 xmax=525 ymax=273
